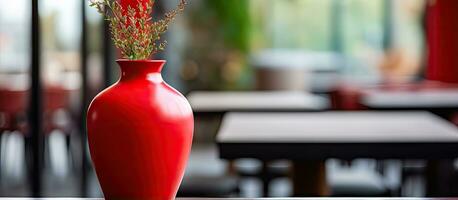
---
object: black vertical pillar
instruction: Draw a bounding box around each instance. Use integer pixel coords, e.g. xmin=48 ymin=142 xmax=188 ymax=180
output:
xmin=80 ymin=0 xmax=89 ymax=196
xmin=30 ymin=0 xmax=43 ymax=196
xmin=153 ymin=1 xmax=166 ymax=60
xmin=103 ymin=20 xmax=113 ymax=88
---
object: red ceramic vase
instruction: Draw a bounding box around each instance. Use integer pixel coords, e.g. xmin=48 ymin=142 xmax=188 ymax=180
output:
xmin=87 ymin=60 xmax=193 ymax=200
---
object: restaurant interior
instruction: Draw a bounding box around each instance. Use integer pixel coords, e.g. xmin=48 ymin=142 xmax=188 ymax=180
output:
xmin=1 ymin=0 xmax=458 ymax=198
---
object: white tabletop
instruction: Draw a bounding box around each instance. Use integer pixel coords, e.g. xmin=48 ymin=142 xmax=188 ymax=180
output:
xmin=217 ymin=112 xmax=458 ymax=143
xmin=362 ymin=89 xmax=458 ymax=109
xmin=187 ymin=91 xmax=329 ymax=113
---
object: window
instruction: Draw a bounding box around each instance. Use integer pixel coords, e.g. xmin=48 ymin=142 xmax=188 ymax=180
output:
xmin=249 ymin=0 xmax=425 ymax=78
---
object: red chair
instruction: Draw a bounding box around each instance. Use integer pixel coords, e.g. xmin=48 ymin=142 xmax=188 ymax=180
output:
xmin=1 ymin=86 xmax=75 ymax=179
xmin=330 ymin=83 xmax=366 ymax=110
xmin=0 ymin=86 xmax=73 ymax=135
xmin=43 ymin=86 xmax=73 ymax=136
xmin=0 ymin=89 xmax=28 ymax=134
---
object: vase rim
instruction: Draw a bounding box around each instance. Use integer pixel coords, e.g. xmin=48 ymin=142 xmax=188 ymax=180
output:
xmin=116 ymin=59 xmax=166 ymax=63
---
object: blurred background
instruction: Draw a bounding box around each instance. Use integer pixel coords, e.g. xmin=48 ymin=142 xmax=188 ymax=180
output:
xmin=1 ymin=0 xmax=458 ymax=198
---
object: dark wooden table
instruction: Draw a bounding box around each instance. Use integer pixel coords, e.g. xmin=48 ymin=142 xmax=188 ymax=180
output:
xmin=361 ymin=88 xmax=458 ymax=118
xmin=187 ymin=91 xmax=330 ymax=196
xmin=360 ymin=88 xmax=458 ymax=195
xmin=187 ymin=91 xmax=329 ymax=114
xmin=217 ymin=111 xmax=458 ymax=196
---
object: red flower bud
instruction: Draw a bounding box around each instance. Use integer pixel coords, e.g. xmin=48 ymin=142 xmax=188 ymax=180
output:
xmin=119 ymin=0 xmax=152 ymax=18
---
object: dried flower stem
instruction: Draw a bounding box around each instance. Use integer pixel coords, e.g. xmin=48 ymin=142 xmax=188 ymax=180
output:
xmin=90 ymin=0 xmax=187 ymax=60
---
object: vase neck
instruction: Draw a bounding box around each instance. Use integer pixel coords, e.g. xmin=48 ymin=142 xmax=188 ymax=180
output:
xmin=117 ymin=60 xmax=165 ymax=82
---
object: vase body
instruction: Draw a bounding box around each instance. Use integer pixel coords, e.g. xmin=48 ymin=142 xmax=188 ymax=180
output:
xmin=87 ymin=60 xmax=193 ymax=200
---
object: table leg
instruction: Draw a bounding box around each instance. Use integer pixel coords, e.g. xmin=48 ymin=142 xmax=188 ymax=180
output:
xmin=426 ymin=160 xmax=456 ymax=196
xmin=260 ymin=161 xmax=270 ymax=197
xmin=292 ymin=161 xmax=329 ymax=197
